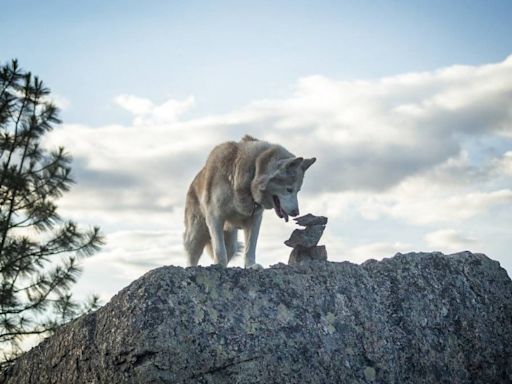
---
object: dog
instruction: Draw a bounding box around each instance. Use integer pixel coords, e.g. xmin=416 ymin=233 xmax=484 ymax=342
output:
xmin=183 ymin=135 xmax=316 ymax=268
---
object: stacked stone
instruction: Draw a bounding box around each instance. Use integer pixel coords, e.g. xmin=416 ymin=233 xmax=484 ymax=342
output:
xmin=285 ymin=214 xmax=328 ymax=265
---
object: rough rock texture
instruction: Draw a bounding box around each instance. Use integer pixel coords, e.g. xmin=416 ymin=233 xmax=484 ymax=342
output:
xmin=2 ymin=252 xmax=512 ymax=384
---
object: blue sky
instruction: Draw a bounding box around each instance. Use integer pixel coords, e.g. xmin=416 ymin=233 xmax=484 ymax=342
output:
xmin=3 ymin=0 xmax=512 ymax=125
xmin=1 ymin=1 xmax=511 ymax=303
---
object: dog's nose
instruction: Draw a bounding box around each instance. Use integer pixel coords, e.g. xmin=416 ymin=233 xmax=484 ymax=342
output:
xmin=290 ymin=209 xmax=299 ymax=217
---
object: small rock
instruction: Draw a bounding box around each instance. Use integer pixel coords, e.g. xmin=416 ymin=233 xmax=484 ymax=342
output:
xmin=288 ymin=245 xmax=327 ymax=265
xmin=293 ymin=214 xmax=328 ymax=227
xmin=285 ymin=225 xmax=325 ymax=248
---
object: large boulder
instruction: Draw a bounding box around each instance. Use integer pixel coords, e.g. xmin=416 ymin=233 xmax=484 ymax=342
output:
xmin=2 ymin=251 xmax=512 ymax=383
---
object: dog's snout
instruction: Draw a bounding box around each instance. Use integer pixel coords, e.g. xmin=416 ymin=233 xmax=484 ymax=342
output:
xmin=290 ymin=209 xmax=299 ymax=217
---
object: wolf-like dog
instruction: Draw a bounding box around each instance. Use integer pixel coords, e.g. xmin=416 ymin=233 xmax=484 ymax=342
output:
xmin=183 ymin=135 xmax=316 ymax=268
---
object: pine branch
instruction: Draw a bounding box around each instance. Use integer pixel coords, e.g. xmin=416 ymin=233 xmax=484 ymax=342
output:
xmin=0 ymin=257 xmax=81 ymax=316
xmin=0 ymin=326 xmax=50 ymax=339
xmin=0 ymin=226 xmax=103 ymax=278
xmin=0 ymin=74 xmax=31 ymax=188
xmin=0 ymin=59 xmax=21 ymax=101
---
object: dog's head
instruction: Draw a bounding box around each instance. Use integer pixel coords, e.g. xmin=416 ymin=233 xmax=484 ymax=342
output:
xmin=254 ymin=157 xmax=316 ymax=222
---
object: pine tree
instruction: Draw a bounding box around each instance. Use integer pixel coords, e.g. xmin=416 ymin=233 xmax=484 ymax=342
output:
xmin=0 ymin=59 xmax=104 ymax=367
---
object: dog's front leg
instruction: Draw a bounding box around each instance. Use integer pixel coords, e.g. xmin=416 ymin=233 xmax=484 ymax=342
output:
xmin=205 ymin=214 xmax=228 ymax=267
xmin=243 ymin=212 xmax=263 ymax=269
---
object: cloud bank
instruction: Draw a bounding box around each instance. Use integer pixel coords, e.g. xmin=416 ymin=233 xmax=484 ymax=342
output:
xmin=43 ymin=56 xmax=512 ymax=300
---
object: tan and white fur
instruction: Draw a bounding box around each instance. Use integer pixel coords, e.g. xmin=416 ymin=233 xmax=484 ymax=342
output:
xmin=184 ymin=135 xmax=316 ymax=268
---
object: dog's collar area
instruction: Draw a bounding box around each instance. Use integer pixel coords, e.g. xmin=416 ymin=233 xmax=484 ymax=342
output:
xmin=252 ymin=202 xmax=262 ymax=216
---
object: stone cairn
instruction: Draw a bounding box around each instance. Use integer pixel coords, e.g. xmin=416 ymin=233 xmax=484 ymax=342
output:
xmin=285 ymin=214 xmax=328 ymax=265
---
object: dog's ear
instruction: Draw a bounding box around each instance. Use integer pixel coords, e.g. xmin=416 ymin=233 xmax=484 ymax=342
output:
xmin=251 ymin=169 xmax=277 ymax=204
xmin=284 ymin=157 xmax=304 ymax=172
xmin=255 ymin=170 xmax=279 ymax=191
xmin=301 ymin=157 xmax=316 ymax=171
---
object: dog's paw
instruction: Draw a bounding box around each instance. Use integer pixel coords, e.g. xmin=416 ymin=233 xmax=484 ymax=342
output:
xmin=247 ymin=263 xmax=264 ymax=270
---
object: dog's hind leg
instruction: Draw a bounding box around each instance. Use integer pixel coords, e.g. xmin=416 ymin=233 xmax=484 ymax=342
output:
xmin=224 ymin=229 xmax=240 ymax=263
xmin=184 ymin=196 xmax=210 ymax=266
xmin=183 ymin=220 xmax=209 ymax=266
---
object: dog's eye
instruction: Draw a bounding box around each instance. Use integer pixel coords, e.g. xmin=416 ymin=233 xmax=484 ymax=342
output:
xmin=286 ymin=188 xmax=293 ymax=193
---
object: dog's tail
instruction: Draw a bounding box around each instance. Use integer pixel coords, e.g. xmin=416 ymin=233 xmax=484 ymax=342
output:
xmin=183 ymin=187 xmax=209 ymax=266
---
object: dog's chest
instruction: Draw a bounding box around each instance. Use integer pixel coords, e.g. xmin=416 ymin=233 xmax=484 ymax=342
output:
xmin=224 ymin=211 xmax=251 ymax=229
xmin=224 ymin=205 xmax=262 ymax=230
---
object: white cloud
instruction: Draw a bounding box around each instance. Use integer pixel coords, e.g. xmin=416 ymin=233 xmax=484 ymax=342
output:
xmin=114 ymin=94 xmax=154 ymax=114
xmin=360 ymin=186 xmax=512 ymax=225
xmin=424 ymin=229 xmax=478 ymax=252
xmin=114 ymin=94 xmax=195 ymax=125
xmin=73 ymin=227 xmax=186 ymax=302
xmin=38 ymin=56 xmax=512 ymax=301
xmin=491 ymin=151 xmax=512 ymax=176
xmin=42 ymin=93 xmax=70 ymax=110
xmin=151 ymin=96 xmax=195 ymax=123
xmin=46 ymin=56 xmax=512 ymax=219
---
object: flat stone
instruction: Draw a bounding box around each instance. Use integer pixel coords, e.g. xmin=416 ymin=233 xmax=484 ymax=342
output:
xmin=284 ymin=225 xmax=325 ymax=248
xmin=288 ymin=245 xmax=328 ymax=265
xmin=293 ymin=214 xmax=328 ymax=227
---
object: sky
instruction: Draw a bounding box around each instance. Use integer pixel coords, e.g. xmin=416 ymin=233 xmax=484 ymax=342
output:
xmin=1 ymin=0 xmax=511 ymax=303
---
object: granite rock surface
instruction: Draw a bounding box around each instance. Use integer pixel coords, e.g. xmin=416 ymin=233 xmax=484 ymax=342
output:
xmin=2 ymin=251 xmax=512 ymax=384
